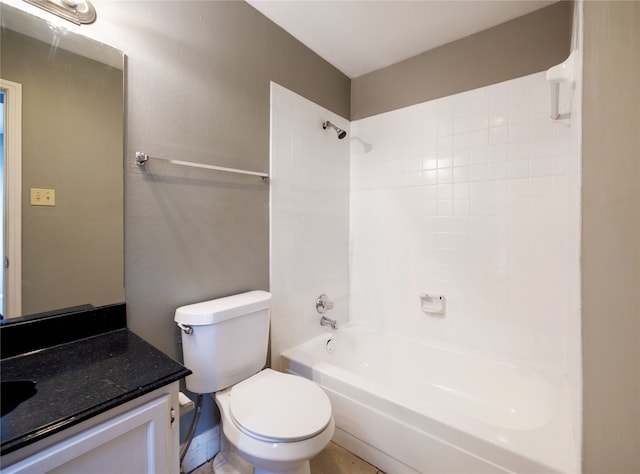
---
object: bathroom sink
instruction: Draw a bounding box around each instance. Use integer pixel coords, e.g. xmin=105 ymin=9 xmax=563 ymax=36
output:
xmin=1 ymin=380 xmax=37 ymax=416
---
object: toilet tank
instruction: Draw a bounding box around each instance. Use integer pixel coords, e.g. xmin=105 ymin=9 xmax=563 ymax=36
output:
xmin=175 ymin=290 xmax=271 ymax=394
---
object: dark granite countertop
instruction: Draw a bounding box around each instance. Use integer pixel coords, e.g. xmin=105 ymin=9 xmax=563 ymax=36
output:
xmin=0 ymin=306 xmax=190 ymax=456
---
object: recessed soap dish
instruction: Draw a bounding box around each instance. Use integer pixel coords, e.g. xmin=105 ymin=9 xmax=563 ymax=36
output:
xmin=420 ymin=293 xmax=445 ymax=315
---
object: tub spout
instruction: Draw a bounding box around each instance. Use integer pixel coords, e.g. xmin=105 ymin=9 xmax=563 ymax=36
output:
xmin=320 ymin=315 xmax=338 ymax=329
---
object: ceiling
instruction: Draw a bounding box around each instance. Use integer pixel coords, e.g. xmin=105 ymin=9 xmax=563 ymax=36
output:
xmin=246 ymin=0 xmax=558 ymax=78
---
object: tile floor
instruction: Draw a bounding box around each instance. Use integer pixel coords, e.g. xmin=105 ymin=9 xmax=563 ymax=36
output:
xmin=187 ymin=442 xmax=385 ymax=474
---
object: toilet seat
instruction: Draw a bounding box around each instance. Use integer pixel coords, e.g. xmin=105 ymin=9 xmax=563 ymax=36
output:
xmin=229 ymin=369 xmax=332 ymax=443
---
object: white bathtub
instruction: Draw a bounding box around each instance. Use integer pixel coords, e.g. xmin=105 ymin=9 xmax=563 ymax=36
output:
xmin=281 ymin=326 xmax=578 ymax=474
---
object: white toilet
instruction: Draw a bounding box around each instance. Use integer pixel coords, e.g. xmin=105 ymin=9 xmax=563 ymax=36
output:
xmin=175 ymin=291 xmax=334 ymax=474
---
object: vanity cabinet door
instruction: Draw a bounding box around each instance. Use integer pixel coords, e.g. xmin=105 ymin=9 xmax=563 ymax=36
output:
xmin=2 ymin=395 xmax=175 ymax=474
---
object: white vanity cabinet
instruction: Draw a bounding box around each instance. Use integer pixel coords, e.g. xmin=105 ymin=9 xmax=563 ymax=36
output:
xmin=1 ymin=382 xmax=180 ymax=474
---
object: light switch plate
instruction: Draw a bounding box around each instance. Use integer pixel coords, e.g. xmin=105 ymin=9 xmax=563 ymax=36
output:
xmin=30 ymin=188 xmax=56 ymax=206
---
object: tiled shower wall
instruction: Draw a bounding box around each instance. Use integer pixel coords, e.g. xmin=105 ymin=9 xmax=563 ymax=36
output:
xmin=350 ymin=71 xmax=580 ymax=373
xmin=269 ymin=83 xmax=350 ymax=369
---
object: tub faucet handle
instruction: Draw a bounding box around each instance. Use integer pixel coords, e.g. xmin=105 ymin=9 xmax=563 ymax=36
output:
xmin=316 ymin=294 xmax=334 ymax=313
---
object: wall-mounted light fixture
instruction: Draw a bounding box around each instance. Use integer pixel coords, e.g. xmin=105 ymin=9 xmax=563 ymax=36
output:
xmin=23 ymin=0 xmax=96 ymax=25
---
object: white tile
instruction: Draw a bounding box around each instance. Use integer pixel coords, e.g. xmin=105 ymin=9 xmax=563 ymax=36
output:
xmin=507 ymin=196 xmax=529 ymax=216
xmin=489 ymin=108 xmax=508 ymax=128
xmin=436 ymin=99 xmax=454 ymax=120
xmin=530 ymin=97 xmax=549 ymax=120
xmin=437 ymin=168 xmax=453 ymax=184
xmin=343 ymin=72 xmax=576 ymax=372
xmin=507 ymin=141 xmax=529 ymax=161
xmin=529 ymin=176 xmax=553 ymax=196
xmin=489 ymin=125 xmax=508 ymax=145
xmin=408 ymin=170 xmax=423 ymax=187
xmin=408 ymin=156 xmax=423 ymax=172
xmin=423 ymin=169 xmax=438 ymax=185
xmin=508 ymin=83 xmax=531 ymax=104
xmin=470 ymin=146 xmax=489 ymax=165
xmin=508 ymin=101 xmax=530 ymax=125
xmin=423 ymin=137 xmax=437 ymax=154
xmin=453 ymin=199 xmax=470 ymax=216
xmin=453 ymin=96 xmax=470 ymax=117
xmin=509 ymin=123 xmax=529 ymax=143
xmin=469 ymin=111 xmax=489 ymax=131
xmin=488 ymin=162 xmax=508 ymax=180
xmin=470 ymin=164 xmax=488 ymax=182
xmin=468 ymin=89 xmax=489 ymax=113
xmin=489 ymin=144 xmax=509 ymax=163
xmin=437 ymin=119 xmax=453 ymax=137
xmin=530 ymin=157 xmax=553 ymax=177
xmin=508 ymin=160 xmax=529 ymax=179
xmin=453 ymin=182 xmax=471 ymax=199
xmin=422 ymin=185 xmax=438 ymax=201
xmin=437 ymin=152 xmax=453 ymax=169
xmin=422 ymin=155 xmax=438 ymax=170
xmin=421 ymin=102 xmax=437 ymax=122
xmin=423 ymin=121 xmax=437 ymax=139
xmin=531 ymin=118 xmax=555 ymax=139
xmin=469 ymin=129 xmax=489 ymax=148
xmin=423 ymin=200 xmax=437 ymax=216
xmin=553 ymin=134 xmax=570 ymax=156
xmin=453 ymin=148 xmax=471 ymax=167
xmin=488 ymin=84 xmax=509 ymax=109
xmin=436 ymin=183 xmax=454 ymax=200
xmin=470 ymin=198 xmax=489 ymax=216
xmin=454 ymin=116 xmax=470 ymax=134
xmin=508 ymin=178 xmax=530 ymax=196
xmin=437 ymin=200 xmax=453 ymax=216
xmin=453 ymin=132 xmax=470 ymax=151
xmin=453 ymin=166 xmax=470 ymax=183
xmin=530 ymin=137 xmax=554 ymax=158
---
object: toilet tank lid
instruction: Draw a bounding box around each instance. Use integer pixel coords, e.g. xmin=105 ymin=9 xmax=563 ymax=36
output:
xmin=174 ymin=290 xmax=271 ymax=325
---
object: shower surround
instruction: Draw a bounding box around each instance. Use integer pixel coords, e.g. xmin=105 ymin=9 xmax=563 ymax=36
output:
xmin=270 ymin=70 xmax=581 ymax=470
xmin=269 ymin=82 xmax=350 ymax=367
xmin=350 ymin=71 xmax=580 ymax=375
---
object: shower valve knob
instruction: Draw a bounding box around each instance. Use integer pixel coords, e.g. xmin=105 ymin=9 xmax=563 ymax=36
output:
xmin=316 ymin=294 xmax=334 ymax=313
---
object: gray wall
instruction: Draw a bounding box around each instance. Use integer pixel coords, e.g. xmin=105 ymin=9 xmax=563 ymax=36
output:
xmin=73 ymin=0 xmax=350 ymax=359
xmin=351 ymin=1 xmax=573 ymax=120
xmin=582 ymin=2 xmax=640 ymax=472
xmin=69 ymin=0 xmax=349 ymax=441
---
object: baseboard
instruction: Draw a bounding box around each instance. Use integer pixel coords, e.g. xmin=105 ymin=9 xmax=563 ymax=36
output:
xmin=181 ymin=426 xmax=220 ymax=473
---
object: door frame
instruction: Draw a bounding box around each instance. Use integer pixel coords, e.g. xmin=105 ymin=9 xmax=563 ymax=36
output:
xmin=1 ymin=78 xmax=22 ymax=318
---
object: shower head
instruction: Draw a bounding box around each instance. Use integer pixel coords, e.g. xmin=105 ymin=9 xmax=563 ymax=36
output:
xmin=323 ymin=121 xmax=347 ymax=139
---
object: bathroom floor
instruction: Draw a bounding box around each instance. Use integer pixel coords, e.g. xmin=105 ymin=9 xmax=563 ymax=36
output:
xmin=188 ymin=442 xmax=385 ymax=474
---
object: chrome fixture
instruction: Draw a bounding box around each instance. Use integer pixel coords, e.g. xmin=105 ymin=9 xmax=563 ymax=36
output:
xmin=135 ymin=151 xmax=270 ymax=182
xmin=177 ymin=322 xmax=193 ymax=335
xmin=322 ymin=121 xmax=347 ymax=139
xmin=316 ymin=294 xmax=334 ymax=314
xmin=23 ymin=0 xmax=97 ymax=25
xmin=320 ymin=316 xmax=338 ymax=330
xmin=317 ymin=294 xmax=337 ymax=329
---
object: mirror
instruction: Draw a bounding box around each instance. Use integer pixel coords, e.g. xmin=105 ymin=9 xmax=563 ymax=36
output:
xmin=1 ymin=4 xmax=124 ymax=318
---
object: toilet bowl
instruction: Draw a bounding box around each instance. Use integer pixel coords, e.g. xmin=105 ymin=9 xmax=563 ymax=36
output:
xmin=213 ymin=369 xmax=334 ymax=474
xmin=174 ymin=292 xmax=334 ymax=474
